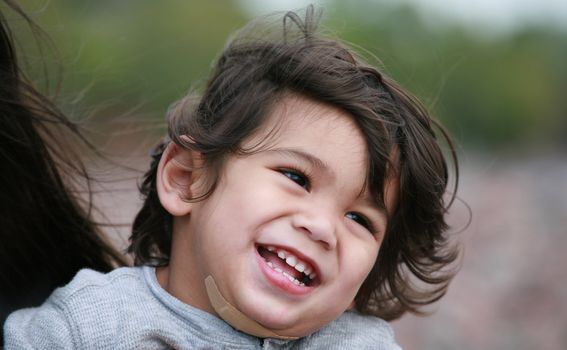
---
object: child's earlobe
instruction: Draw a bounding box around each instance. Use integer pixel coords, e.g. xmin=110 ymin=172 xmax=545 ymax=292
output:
xmin=156 ymin=142 xmax=203 ymax=216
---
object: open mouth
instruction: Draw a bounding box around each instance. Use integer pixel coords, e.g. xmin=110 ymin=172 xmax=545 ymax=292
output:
xmin=257 ymin=245 xmax=320 ymax=287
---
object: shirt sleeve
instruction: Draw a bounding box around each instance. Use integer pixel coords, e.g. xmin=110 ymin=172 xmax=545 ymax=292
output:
xmin=3 ymin=301 xmax=75 ymax=350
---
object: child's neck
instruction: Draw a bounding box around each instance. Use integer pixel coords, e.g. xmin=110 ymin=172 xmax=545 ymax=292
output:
xmin=155 ymin=265 xmax=213 ymax=313
xmin=204 ymin=275 xmax=299 ymax=340
xmin=156 ymin=266 xmax=298 ymax=339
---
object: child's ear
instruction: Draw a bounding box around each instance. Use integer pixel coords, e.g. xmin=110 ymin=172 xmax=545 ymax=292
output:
xmin=156 ymin=141 xmax=204 ymax=216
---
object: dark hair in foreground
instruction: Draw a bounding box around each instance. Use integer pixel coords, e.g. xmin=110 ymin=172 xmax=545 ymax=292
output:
xmin=0 ymin=0 xmax=126 ymax=333
xmin=130 ymin=7 xmax=460 ymax=321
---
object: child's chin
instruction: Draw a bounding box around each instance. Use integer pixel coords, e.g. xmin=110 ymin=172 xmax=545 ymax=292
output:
xmin=242 ymin=303 xmax=325 ymax=337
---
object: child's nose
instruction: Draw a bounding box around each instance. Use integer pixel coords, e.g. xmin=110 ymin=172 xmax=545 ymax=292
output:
xmin=292 ymin=209 xmax=337 ymax=250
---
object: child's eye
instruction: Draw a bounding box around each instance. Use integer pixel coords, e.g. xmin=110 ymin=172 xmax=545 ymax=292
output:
xmin=280 ymin=169 xmax=310 ymax=190
xmin=345 ymin=212 xmax=372 ymax=231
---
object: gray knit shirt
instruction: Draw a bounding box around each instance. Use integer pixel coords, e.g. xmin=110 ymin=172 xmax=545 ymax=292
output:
xmin=4 ymin=267 xmax=402 ymax=349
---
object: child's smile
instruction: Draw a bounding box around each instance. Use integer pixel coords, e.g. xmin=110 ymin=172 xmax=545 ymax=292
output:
xmin=159 ymin=94 xmax=397 ymax=337
xmin=255 ymin=243 xmax=320 ymax=296
xmin=257 ymin=245 xmax=319 ymax=288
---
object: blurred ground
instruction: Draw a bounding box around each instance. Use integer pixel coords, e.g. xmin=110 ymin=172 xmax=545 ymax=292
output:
xmin=392 ymin=153 xmax=567 ymax=350
xmin=93 ymin=133 xmax=567 ymax=350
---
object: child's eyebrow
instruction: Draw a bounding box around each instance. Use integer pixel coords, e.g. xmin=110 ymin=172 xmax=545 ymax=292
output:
xmin=266 ymin=148 xmax=333 ymax=178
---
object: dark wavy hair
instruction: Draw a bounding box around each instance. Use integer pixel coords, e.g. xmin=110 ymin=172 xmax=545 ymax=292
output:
xmin=130 ymin=6 xmax=459 ymax=321
xmin=0 ymin=0 xmax=127 ymax=334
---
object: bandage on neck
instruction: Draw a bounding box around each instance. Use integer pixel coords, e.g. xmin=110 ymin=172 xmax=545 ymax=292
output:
xmin=205 ymin=276 xmax=299 ymax=340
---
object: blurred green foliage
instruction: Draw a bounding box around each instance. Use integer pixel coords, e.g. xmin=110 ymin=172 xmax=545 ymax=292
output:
xmin=9 ymin=0 xmax=567 ymax=150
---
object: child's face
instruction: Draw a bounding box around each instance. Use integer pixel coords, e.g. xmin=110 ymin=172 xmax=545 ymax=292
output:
xmin=162 ymin=96 xmax=396 ymax=337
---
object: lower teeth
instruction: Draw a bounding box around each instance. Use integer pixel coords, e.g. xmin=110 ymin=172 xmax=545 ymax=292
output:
xmin=265 ymin=260 xmax=305 ymax=286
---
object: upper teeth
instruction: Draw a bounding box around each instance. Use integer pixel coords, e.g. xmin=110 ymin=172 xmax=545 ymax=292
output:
xmin=268 ymin=246 xmax=317 ymax=280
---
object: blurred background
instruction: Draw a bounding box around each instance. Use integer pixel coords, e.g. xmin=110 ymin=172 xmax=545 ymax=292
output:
xmin=8 ymin=0 xmax=567 ymax=349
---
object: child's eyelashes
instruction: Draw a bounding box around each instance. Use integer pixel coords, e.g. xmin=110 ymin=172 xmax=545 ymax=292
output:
xmin=279 ymin=168 xmax=311 ymax=191
xmin=345 ymin=212 xmax=374 ymax=233
xmin=278 ymin=169 xmax=379 ymax=235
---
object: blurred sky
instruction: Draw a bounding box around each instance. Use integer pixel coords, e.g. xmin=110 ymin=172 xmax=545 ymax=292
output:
xmin=238 ymin=0 xmax=567 ymax=34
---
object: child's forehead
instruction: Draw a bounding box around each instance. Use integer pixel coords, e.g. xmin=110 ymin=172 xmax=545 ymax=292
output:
xmin=235 ymin=93 xmax=399 ymax=210
xmin=246 ymin=94 xmax=366 ymax=150
xmin=238 ymin=94 xmax=381 ymax=183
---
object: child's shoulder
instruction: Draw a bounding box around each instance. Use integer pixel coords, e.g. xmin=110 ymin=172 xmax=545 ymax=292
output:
xmin=302 ymin=311 xmax=401 ymax=349
xmin=335 ymin=311 xmax=396 ymax=336
xmin=51 ymin=266 xmax=145 ymax=302
xmin=46 ymin=266 xmax=152 ymax=323
xmin=4 ymin=266 xmax=152 ymax=349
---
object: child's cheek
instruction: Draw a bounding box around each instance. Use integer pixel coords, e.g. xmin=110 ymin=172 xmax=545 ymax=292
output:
xmin=347 ymin=300 xmax=356 ymax=310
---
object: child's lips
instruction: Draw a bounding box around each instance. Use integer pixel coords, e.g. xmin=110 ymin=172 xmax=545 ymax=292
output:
xmin=255 ymin=245 xmax=321 ymax=296
xmin=256 ymin=243 xmax=322 ymax=285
